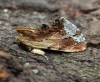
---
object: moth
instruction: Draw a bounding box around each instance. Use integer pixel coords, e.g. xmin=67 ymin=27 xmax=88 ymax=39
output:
xmin=16 ymin=17 xmax=86 ymax=60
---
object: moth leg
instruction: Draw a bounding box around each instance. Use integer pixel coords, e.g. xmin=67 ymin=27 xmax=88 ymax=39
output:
xmin=31 ymin=49 xmax=48 ymax=60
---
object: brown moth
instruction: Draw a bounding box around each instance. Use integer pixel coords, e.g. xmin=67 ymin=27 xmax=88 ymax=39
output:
xmin=16 ymin=17 xmax=86 ymax=60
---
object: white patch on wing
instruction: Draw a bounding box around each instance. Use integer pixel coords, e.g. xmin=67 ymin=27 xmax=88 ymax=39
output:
xmin=59 ymin=17 xmax=85 ymax=42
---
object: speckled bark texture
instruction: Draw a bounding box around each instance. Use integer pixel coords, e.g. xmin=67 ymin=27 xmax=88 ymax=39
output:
xmin=0 ymin=0 xmax=100 ymax=82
